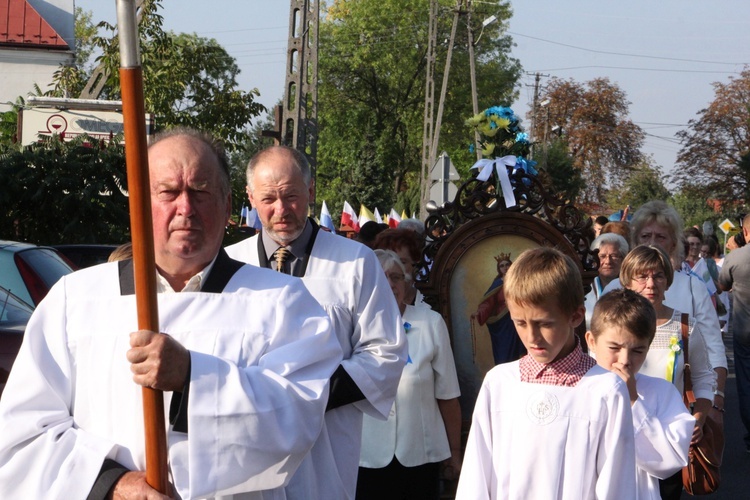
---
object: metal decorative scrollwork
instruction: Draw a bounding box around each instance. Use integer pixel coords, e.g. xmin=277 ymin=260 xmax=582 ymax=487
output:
xmin=418 ymin=166 xmax=598 ymax=284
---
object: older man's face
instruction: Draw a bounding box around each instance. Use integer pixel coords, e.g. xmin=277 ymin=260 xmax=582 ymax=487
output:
xmin=148 ymin=135 xmax=231 ymax=275
xmin=248 ymin=149 xmax=312 ymax=246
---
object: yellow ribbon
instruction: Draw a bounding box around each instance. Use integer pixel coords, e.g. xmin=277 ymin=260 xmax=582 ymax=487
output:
xmin=666 ymin=334 xmax=682 ymax=383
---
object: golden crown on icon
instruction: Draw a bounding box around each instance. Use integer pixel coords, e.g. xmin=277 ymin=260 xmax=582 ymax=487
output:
xmin=494 ymin=252 xmax=512 ymax=263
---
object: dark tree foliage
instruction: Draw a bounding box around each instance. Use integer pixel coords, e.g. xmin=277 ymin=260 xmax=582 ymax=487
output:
xmin=0 ymin=136 xmax=129 ymax=244
xmin=674 ymin=68 xmax=750 ymax=204
xmin=605 ymin=159 xmax=671 ymax=212
xmin=536 ymin=138 xmax=584 ymax=202
xmin=338 ymin=134 xmax=395 ymax=213
xmin=532 ymin=77 xmax=645 ymax=205
xmin=50 ymin=0 xmax=264 ymax=149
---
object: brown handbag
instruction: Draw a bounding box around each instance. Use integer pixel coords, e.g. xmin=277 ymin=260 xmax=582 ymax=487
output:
xmin=680 ymin=314 xmax=724 ymax=495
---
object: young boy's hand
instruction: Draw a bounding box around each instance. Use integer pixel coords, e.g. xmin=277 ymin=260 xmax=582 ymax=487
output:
xmin=610 ymin=362 xmax=638 ymax=405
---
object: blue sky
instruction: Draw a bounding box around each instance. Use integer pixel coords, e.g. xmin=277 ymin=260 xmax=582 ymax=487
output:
xmin=76 ymin=1 xmax=750 ymax=181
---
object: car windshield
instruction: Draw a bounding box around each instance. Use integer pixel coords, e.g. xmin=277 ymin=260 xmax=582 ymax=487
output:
xmin=0 ymin=287 xmax=33 ymax=325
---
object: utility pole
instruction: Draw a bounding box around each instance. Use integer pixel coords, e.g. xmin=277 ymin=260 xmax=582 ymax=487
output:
xmin=531 ymin=72 xmax=541 ymax=142
xmin=466 ymin=0 xmax=481 ymax=161
xmin=422 ymin=0 xmax=484 ymax=216
xmin=282 ymin=0 xmax=320 ymax=207
xmin=528 ymin=71 xmax=549 ymax=159
xmin=429 ymin=0 xmax=461 ymax=165
xmin=420 ymin=0 xmax=438 ymax=217
xmin=421 ymin=0 xmax=463 ymax=218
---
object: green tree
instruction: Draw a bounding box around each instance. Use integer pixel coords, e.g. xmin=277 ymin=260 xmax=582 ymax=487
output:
xmin=0 ymin=98 xmax=24 ymax=146
xmin=0 ymin=135 xmax=129 ymax=244
xmin=606 ymin=158 xmax=671 ymax=211
xmin=739 ymin=150 xmax=750 ymax=201
xmin=674 ymin=67 xmax=750 ymax=204
xmin=49 ymin=8 xmax=99 ymax=98
xmin=532 ymin=77 xmax=645 ymax=205
xmin=338 ymin=134 xmax=395 ymax=213
xmin=535 ymin=138 xmax=584 ymax=202
xmin=50 ymin=0 xmax=264 ymax=148
xmin=316 ymin=0 xmax=521 ymax=214
xmin=669 ymin=188 xmax=722 ymax=231
xmin=228 ymin=114 xmax=277 ymax=211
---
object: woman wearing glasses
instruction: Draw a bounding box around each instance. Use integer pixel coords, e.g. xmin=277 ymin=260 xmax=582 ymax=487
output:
xmin=357 ymin=250 xmax=461 ymax=500
xmin=620 ymin=245 xmax=715 ymax=500
xmin=584 ymin=232 xmax=630 ymax=329
xmin=602 ymin=202 xmax=726 ymax=430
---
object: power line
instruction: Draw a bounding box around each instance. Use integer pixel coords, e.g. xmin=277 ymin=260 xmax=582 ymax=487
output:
xmin=528 ymin=65 xmax=742 ymax=75
xmin=636 ymin=121 xmax=688 ymax=127
xmin=508 ymin=31 xmax=747 ymax=66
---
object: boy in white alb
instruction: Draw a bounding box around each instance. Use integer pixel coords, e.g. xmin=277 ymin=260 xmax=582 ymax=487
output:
xmin=456 ymin=248 xmax=637 ymax=499
xmin=586 ymin=288 xmax=693 ymax=499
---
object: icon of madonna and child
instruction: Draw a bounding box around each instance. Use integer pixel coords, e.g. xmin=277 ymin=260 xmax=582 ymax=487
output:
xmin=470 ymin=251 xmax=526 ymax=365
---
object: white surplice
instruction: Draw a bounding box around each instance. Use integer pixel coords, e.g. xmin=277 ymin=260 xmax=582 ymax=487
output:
xmin=456 ymin=362 xmax=636 ymax=500
xmin=226 ymin=229 xmax=407 ymax=499
xmin=0 ymin=261 xmax=342 ymax=499
xmin=631 ymin=374 xmax=693 ymax=500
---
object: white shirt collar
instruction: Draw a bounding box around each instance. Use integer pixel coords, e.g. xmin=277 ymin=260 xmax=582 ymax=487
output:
xmin=155 ymin=254 xmax=219 ymax=293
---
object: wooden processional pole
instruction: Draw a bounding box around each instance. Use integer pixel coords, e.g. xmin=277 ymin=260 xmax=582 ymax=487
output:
xmin=115 ymin=0 xmax=169 ymax=493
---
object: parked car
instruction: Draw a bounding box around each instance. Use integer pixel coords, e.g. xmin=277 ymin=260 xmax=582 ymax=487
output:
xmin=0 ymin=240 xmax=75 ymax=307
xmin=54 ymin=244 xmax=119 ymax=269
xmin=0 ymin=286 xmax=33 ymax=397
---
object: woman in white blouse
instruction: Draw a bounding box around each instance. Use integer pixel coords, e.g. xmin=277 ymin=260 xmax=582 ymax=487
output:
xmin=621 ymin=245 xmax=715 ymax=500
xmin=357 ymin=250 xmax=461 ymax=500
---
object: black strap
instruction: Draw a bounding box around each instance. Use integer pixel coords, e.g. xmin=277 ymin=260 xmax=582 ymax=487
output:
xmin=118 ymin=259 xmax=134 ymax=296
xmin=681 ymin=313 xmax=696 ymax=410
xmin=118 ymin=249 xmax=245 ymax=295
xmin=200 ymin=249 xmax=245 ymax=293
xmin=257 ymin=218 xmax=321 ymax=277
xmin=87 ymin=458 xmax=130 ymax=500
xmin=326 ymin=365 xmax=366 ymax=411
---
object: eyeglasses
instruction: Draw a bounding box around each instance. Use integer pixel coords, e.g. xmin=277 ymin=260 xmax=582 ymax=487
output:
xmin=688 ymin=241 xmax=702 ymax=247
xmin=598 ymin=253 xmax=622 ymax=262
xmin=387 ymin=272 xmax=406 ymax=283
xmin=632 ymin=272 xmax=667 ymax=284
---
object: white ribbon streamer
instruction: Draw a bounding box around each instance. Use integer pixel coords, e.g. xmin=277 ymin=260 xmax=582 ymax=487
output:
xmin=470 ymin=155 xmax=517 ymax=208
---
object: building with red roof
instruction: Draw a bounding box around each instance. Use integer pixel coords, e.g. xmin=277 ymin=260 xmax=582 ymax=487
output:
xmin=1 ymin=0 xmax=74 ymax=112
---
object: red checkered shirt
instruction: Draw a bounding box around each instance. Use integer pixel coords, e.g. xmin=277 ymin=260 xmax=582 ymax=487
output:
xmin=519 ymin=337 xmax=595 ymax=387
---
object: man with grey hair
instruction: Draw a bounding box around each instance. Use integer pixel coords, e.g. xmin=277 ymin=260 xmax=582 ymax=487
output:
xmin=226 ymin=145 xmax=406 ymax=499
xmin=0 ymin=129 xmax=342 ymax=499
xmin=719 ymin=214 xmax=750 ymax=452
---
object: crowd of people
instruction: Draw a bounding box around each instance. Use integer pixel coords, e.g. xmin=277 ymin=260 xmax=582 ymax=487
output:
xmin=0 ymin=126 xmax=744 ymax=499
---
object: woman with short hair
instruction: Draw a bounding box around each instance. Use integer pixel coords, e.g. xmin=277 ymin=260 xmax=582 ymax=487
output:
xmin=620 ymin=245 xmax=715 ymax=499
xmin=585 ymin=233 xmax=629 ymax=329
xmin=357 ymin=250 xmax=461 ymax=500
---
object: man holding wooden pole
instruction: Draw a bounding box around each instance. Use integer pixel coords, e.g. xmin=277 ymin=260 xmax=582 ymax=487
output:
xmin=0 ymin=129 xmax=342 ymax=499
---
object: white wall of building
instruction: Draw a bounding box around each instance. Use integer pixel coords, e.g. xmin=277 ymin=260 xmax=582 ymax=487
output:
xmin=0 ymin=50 xmax=74 ymax=112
